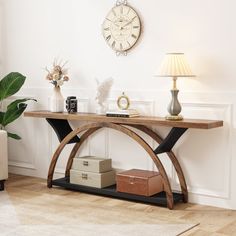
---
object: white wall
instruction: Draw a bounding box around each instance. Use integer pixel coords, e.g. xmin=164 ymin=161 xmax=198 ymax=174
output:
xmin=1 ymin=0 xmax=236 ymax=209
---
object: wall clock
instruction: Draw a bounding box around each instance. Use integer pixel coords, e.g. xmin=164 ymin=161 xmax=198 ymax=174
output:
xmin=102 ymin=0 xmax=141 ymax=55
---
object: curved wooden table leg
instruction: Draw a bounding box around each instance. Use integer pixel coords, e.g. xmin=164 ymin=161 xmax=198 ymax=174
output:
xmin=128 ymin=124 xmax=188 ymax=203
xmin=48 ymin=122 xmax=174 ymax=209
xmin=65 ymin=127 xmax=102 ymax=178
xmin=167 ymin=152 xmax=188 ymax=202
xmin=47 ymin=123 xmax=102 ymax=188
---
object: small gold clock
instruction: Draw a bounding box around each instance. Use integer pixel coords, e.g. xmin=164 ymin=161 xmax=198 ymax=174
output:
xmin=117 ymin=92 xmax=130 ymax=110
xmin=102 ymin=1 xmax=141 ymax=54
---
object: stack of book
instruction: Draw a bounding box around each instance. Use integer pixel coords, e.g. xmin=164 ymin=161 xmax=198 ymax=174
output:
xmin=106 ymin=109 xmax=140 ymax=118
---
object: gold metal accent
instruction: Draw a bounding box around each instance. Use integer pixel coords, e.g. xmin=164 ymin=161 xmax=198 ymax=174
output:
xmin=173 ymin=76 xmax=178 ymax=90
xmin=117 ymin=92 xmax=130 ymax=110
xmin=165 ymin=115 xmax=183 ymax=120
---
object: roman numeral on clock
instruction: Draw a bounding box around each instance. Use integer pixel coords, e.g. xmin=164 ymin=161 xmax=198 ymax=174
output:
xmin=112 ymin=9 xmax=117 ymax=16
xmin=120 ymin=6 xmax=123 ymax=14
xmin=106 ymin=35 xmax=111 ymax=41
xmin=127 ymin=8 xmax=131 ymax=15
xmin=112 ymin=41 xmax=116 ymax=48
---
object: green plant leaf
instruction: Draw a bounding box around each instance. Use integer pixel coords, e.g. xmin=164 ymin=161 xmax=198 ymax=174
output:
xmin=0 ymin=72 xmax=26 ymax=101
xmin=2 ymin=103 xmax=27 ymax=127
xmin=7 ymin=98 xmax=37 ymax=111
xmin=7 ymin=132 xmax=21 ymax=140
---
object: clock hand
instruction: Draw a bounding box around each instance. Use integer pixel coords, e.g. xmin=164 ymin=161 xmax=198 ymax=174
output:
xmin=113 ymin=22 xmax=123 ymax=30
xmin=122 ymin=17 xmax=136 ymax=28
xmin=114 ymin=23 xmax=120 ymax=27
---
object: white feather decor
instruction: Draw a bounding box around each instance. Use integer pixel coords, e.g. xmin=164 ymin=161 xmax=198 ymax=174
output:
xmin=95 ymin=77 xmax=114 ymax=114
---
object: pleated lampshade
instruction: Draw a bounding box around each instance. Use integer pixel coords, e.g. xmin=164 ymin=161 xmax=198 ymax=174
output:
xmin=156 ymin=53 xmax=195 ymax=77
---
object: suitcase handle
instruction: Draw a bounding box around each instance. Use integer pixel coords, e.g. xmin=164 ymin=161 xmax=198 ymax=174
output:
xmin=83 ymin=161 xmax=89 ymax=166
xmin=82 ymin=173 xmax=88 ymax=179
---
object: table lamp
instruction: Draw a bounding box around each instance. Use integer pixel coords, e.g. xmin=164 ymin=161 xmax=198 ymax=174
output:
xmin=156 ymin=53 xmax=195 ymax=120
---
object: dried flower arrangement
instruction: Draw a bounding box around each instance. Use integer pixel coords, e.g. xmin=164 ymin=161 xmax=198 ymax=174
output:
xmin=45 ymin=59 xmax=69 ymax=87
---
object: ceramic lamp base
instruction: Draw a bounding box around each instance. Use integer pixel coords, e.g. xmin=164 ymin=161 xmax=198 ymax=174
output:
xmin=166 ymin=89 xmax=183 ymax=121
xmin=165 ymin=114 xmax=183 ymax=120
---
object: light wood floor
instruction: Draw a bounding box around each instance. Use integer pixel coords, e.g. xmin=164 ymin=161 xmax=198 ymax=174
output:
xmin=4 ymin=175 xmax=236 ymax=235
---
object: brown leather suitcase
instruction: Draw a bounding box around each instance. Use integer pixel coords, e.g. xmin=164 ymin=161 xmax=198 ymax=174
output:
xmin=116 ymin=169 xmax=163 ymax=196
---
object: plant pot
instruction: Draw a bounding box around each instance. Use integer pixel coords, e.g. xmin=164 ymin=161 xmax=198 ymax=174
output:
xmin=50 ymin=86 xmax=64 ymax=112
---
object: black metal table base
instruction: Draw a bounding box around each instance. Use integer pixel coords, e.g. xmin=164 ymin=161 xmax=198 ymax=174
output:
xmin=52 ymin=177 xmax=183 ymax=207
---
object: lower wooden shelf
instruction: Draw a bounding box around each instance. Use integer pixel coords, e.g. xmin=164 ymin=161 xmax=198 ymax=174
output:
xmin=52 ymin=177 xmax=183 ymax=207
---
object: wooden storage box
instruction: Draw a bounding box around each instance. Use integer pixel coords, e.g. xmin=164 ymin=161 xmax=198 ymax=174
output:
xmin=72 ymin=156 xmax=112 ymax=173
xmin=70 ymin=169 xmax=116 ymax=188
xmin=116 ymin=169 xmax=163 ymax=196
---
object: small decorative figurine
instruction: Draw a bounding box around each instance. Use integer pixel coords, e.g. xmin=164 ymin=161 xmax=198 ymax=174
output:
xmin=95 ymin=77 xmax=114 ymax=114
xmin=66 ymin=96 xmax=78 ymax=113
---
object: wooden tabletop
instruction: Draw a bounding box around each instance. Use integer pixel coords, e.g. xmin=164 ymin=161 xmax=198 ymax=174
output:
xmin=24 ymin=110 xmax=223 ymax=129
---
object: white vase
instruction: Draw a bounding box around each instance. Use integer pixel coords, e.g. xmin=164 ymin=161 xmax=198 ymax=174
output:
xmin=50 ymin=86 xmax=64 ymax=112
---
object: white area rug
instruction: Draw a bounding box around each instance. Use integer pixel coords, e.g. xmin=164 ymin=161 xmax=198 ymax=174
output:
xmin=0 ymin=192 xmax=197 ymax=236
xmin=0 ymin=224 xmax=197 ymax=236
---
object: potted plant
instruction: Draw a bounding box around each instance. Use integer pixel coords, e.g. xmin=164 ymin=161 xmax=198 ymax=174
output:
xmin=0 ymin=72 xmax=36 ymax=139
xmin=0 ymin=72 xmax=36 ymax=191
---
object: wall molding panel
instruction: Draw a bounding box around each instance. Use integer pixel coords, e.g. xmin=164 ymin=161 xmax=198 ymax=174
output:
xmin=49 ymin=98 xmax=90 ymax=174
xmin=4 ymin=96 xmax=37 ymax=174
xmin=172 ymin=102 xmax=232 ymax=200
xmin=108 ymin=98 xmax=156 ymax=171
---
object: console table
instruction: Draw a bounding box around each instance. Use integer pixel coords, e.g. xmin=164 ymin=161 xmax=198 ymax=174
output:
xmin=24 ymin=111 xmax=223 ymax=209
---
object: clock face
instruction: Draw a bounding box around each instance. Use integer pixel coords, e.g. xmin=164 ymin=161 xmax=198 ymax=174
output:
xmin=102 ymin=4 xmax=141 ymax=53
